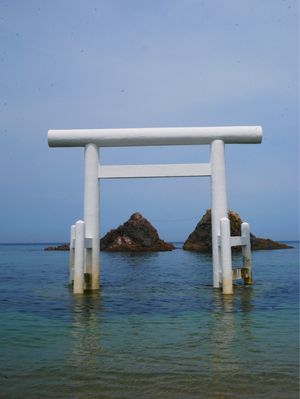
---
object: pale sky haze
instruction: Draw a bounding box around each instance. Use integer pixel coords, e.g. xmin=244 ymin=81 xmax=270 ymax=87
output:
xmin=0 ymin=0 xmax=298 ymax=242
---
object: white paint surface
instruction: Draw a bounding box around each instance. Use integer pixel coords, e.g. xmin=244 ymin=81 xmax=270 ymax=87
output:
xmin=242 ymin=222 xmax=252 ymax=283
xmin=69 ymin=224 xmax=75 ymax=285
xmin=220 ymin=217 xmax=233 ymax=295
xmin=230 ymin=236 xmax=248 ymax=247
xmin=48 ymin=126 xmax=262 ymax=147
xmin=210 ymin=139 xmax=228 ymax=288
xmin=99 ymin=163 xmax=211 ymax=179
xmin=73 ymin=220 xmax=85 ymax=294
xmin=84 ymin=144 xmax=100 ymax=290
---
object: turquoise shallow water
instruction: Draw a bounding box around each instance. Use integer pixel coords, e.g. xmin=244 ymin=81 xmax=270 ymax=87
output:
xmin=0 ymin=243 xmax=299 ymax=399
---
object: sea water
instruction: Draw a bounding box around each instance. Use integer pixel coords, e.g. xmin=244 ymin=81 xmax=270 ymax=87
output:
xmin=0 ymin=243 xmax=298 ymax=398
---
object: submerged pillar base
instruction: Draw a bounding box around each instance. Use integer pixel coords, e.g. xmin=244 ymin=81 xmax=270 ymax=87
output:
xmin=241 ymin=267 xmax=252 ymax=285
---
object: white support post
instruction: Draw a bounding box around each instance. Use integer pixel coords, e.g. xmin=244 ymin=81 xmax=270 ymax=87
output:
xmin=220 ymin=218 xmax=233 ymax=295
xmin=99 ymin=163 xmax=211 ymax=179
xmin=73 ymin=220 xmax=85 ymax=294
xmin=210 ymin=139 xmax=228 ymax=288
xmin=69 ymin=224 xmax=75 ymax=285
xmin=84 ymin=143 xmax=100 ymax=290
xmin=241 ymin=222 xmax=252 ymax=284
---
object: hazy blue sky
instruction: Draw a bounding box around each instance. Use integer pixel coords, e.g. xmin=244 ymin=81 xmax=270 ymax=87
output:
xmin=0 ymin=0 xmax=298 ymax=243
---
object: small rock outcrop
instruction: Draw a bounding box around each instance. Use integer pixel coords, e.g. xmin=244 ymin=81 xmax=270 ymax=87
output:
xmin=100 ymin=213 xmax=175 ymax=251
xmin=44 ymin=243 xmax=70 ymax=251
xmin=183 ymin=209 xmax=292 ymax=252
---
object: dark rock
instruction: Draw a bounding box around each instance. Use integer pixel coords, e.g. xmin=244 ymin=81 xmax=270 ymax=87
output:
xmin=44 ymin=243 xmax=70 ymax=251
xmin=100 ymin=212 xmax=175 ymax=251
xmin=249 ymin=237 xmax=292 ymax=250
xmin=183 ymin=209 xmax=292 ymax=252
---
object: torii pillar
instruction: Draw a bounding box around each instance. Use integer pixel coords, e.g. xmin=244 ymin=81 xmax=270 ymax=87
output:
xmin=84 ymin=143 xmax=100 ymax=290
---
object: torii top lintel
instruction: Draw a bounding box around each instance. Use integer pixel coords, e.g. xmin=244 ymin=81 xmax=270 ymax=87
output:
xmin=48 ymin=126 xmax=262 ymax=148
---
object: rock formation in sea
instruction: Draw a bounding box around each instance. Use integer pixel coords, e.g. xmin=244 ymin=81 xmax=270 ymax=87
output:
xmin=44 ymin=243 xmax=70 ymax=251
xmin=183 ymin=209 xmax=292 ymax=252
xmin=100 ymin=212 xmax=175 ymax=251
xmin=45 ymin=213 xmax=174 ymax=251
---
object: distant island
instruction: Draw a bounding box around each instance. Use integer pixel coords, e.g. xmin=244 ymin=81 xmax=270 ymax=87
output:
xmin=45 ymin=210 xmax=292 ymax=252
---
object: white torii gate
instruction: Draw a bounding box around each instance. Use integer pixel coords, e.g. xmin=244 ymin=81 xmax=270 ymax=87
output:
xmin=48 ymin=126 xmax=262 ymax=295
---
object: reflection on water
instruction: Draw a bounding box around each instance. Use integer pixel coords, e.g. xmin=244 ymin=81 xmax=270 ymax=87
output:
xmin=209 ymin=288 xmax=254 ymax=376
xmin=69 ymin=292 xmax=102 ymax=368
xmin=0 ymin=243 xmax=298 ymax=399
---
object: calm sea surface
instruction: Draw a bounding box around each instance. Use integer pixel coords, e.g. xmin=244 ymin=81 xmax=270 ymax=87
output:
xmin=0 ymin=242 xmax=298 ymax=399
